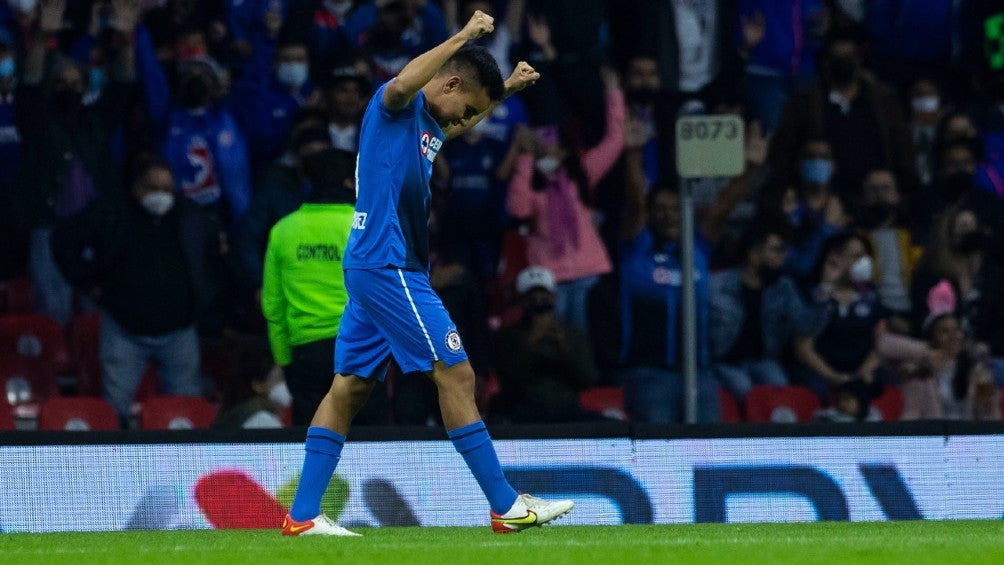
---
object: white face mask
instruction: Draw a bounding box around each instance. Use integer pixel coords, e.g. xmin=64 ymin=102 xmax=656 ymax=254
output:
xmin=911 ymin=95 xmax=940 ymax=114
xmin=323 ymin=0 xmax=352 ymax=18
xmin=141 ymin=192 xmax=175 ymax=216
xmin=276 ymin=62 xmax=309 ymax=89
xmin=268 ymin=381 xmax=292 ymax=408
xmin=850 ymin=255 xmax=873 ymax=283
xmin=534 ymin=156 xmax=560 ymax=176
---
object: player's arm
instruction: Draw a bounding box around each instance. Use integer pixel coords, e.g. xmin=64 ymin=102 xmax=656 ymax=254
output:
xmin=443 ymin=61 xmax=540 ymax=140
xmin=383 ymin=10 xmax=495 ymax=111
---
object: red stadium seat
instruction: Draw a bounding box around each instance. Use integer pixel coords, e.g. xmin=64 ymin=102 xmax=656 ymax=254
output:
xmin=70 ymin=312 xmax=102 ymax=395
xmin=37 ymin=397 xmax=119 ymax=431
xmin=0 ymin=356 xmax=58 ymax=405
xmin=0 ymin=313 xmax=73 ymax=374
xmin=718 ymin=387 xmax=742 ymax=423
xmin=0 ymin=277 xmax=35 ymax=314
xmin=744 ymin=385 xmax=821 ymax=423
xmin=140 ymin=396 xmax=218 ymax=430
xmin=579 ymin=386 xmax=628 ymax=421
xmin=872 ymin=386 xmax=904 ymax=421
xmin=0 ymin=401 xmax=14 ymax=430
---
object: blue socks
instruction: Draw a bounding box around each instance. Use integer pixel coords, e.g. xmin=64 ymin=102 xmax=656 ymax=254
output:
xmin=448 ymin=421 xmax=519 ymax=514
xmin=289 ymin=426 xmax=345 ymax=521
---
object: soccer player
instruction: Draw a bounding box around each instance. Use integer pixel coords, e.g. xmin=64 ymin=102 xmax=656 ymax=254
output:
xmin=281 ymin=10 xmax=573 ymax=536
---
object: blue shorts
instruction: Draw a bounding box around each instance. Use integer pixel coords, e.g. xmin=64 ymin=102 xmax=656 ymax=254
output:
xmin=334 ymin=268 xmax=468 ymax=379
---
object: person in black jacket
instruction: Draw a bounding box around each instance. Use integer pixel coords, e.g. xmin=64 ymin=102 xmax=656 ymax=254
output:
xmin=14 ymin=0 xmax=140 ymax=326
xmin=52 ymin=156 xmax=227 ymax=422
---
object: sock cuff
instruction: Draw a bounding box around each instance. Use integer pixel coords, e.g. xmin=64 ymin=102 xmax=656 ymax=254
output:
xmin=305 ymin=426 xmax=346 ymax=456
xmin=448 ymin=421 xmax=490 ymax=455
xmin=447 ymin=420 xmax=487 ymax=440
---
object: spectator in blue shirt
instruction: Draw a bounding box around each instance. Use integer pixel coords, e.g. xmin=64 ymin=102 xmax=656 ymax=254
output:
xmin=136 ymin=25 xmax=252 ymax=226
xmin=617 ymin=117 xmax=769 ymax=423
xmin=342 ymin=0 xmax=448 ymax=84
xmin=229 ymin=40 xmax=316 ymax=172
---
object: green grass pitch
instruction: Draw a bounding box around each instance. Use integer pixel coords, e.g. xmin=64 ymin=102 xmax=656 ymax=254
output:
xmin=2 ymin=521 xmax=1003 ymax=564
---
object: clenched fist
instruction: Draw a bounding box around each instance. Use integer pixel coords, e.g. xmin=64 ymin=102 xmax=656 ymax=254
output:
xmin=462 ymin=10 xmax=494 ymax=41
xmin=506 ymin=61 xmax=540 ymax=93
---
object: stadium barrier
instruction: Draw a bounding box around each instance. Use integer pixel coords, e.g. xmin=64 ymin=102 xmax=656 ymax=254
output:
xmin=1 ymin=422 xmax=1002 ymax=532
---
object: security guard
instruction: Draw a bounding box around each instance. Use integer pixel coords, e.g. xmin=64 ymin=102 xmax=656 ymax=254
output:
xmin=262 ymin=148 xmax=356 ymax=424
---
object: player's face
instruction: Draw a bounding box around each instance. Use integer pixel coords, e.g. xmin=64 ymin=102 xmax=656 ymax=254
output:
xmin=436 ymin=78 xmax=492 ymax=129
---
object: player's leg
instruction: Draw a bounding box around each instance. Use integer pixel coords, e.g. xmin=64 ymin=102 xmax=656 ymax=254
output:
xmin=356 ymin=268 xmax=572 ymax=532
xmin=283 ymin=301 xmax=390 ymax=537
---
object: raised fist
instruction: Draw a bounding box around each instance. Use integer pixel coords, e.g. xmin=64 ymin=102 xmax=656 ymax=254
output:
xmin=506 ymin=61 xmax=540 ymax=93
xmin=462 ymin=10 xmax=494 ymax=41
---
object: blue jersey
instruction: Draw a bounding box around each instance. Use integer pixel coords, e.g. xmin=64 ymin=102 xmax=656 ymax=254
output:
xmin=344 ymin=82 xmax=445 ymax=272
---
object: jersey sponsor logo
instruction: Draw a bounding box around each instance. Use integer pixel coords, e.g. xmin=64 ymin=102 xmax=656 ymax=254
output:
xmin=420 ymin=130 xmax=443 ymax=163
xmin=445 ymin=329 xmax=463 ymax=354
xmin=352 ymin=211 xmax=368 ymax=230
xmin=296 ymin=244 xmax=342 ymax=261
xmin=180 ymin=136 xmax=221 ymax=205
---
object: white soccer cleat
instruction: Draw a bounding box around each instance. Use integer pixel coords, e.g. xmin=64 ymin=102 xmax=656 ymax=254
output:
xmin=281 ymin=513 xmax=361 ymax=537
xmin=490 ymin=493 xmax=574 ymax=533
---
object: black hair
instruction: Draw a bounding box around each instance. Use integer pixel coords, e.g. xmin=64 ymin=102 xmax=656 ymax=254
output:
xmin=531 ymin=117 xmax=593 ymax=206
xmin=291 ymin=126 xmax=333 ymax=153
xmin=739 ymin=224 xmax=787 ymax=264
xmin=291 ymin=107 xmax=329 ymax=129
xmin=304 ymin=148 xmax=357 ymax=203
xmin=442 ymin=45 xmax=505 ymax=101
xmin=809 ymin=230 xmax=873 ymax=285
xmin=130 ymin=154 xmax=173 ymax=186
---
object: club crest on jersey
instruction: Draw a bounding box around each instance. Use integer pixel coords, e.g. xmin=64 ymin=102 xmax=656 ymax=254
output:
xmin=445 ymin=329 xmax=463 ymax=353
xmin=420 ymin=130 xmax=443 ymax=163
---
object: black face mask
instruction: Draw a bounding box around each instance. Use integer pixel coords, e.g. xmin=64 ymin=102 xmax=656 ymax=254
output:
xmin=826 ymin=55 xmax=857 ymax=88
xmin=179 ymin=76 xmax=211 ymax=109
xmin=955 ymin=232 xmax=986 ymax=254
xmin=758 ymin=265 xmax=783 ymax=287
xmin=50 ymin=88 xmax=83 ymax=113
xmin=861 ymin=203 xmax=897 ymax=228
xmin=627 ymin=88 xmax=658 ymax=107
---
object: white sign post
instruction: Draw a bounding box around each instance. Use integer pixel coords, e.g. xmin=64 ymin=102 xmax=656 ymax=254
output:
xmin=675 ymin=115 xmax=745 ymax=424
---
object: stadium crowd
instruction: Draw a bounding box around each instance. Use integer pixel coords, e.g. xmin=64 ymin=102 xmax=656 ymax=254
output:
xmin=0 ymin=0 xmax=1003 ymax=429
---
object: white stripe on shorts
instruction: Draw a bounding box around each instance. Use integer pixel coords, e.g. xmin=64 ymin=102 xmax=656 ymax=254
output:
xmin=397 ymin=269 xmax=437 ymax=358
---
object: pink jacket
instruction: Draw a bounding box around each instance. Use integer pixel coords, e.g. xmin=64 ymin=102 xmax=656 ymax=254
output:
xmin=506 ymin=89 xmax=625 ymax=283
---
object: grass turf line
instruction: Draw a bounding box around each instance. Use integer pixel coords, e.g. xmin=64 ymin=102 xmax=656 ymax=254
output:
xmin=1 ymin=521 xmax=1003 ymax=565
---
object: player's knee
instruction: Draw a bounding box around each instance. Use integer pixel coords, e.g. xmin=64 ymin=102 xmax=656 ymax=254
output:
xmin=432 ymin=361 xmax=476 ymax=396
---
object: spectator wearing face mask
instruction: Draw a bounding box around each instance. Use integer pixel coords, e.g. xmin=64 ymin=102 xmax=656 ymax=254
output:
xmin=506 ymin=67 xmax=624 ymax=333
xmin=770 ymin=30 xmax=917 ymax=196
xmin=760 ymin=139 xmax=851 ymax=281
xmin=491 ymin=266 xmax=601 ymax=423
xmin=14 ymin=0 xmax=141 ymax=326
xmin=135 ymin=24 xmax=251 ymax=226
xmin=911 ymin=204 xmax=1004 ymax=357
xmin=932 ymin=110 xmax=1003 ymax=197
xmin=794 ymin=232 xmax=888 ymax=403
xmin=914 ymin=137 xmax=1004 ymax=245
xmin=857 ymin=168 xmax=923 ymax=332
xmin=907 ymin=76 xmax=944 ymax=187
xmin=710 ymin=226 xmax=816 ymax=401
xmin=50 ymin=156 xmax=228 ymax=422
xmin=233 ymin=125 xmax=333 ymax=293
xmin=229 ymin=40 xmax=316 ymax=172
xmin=212 ymin=346 xmax=292 ymax=429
